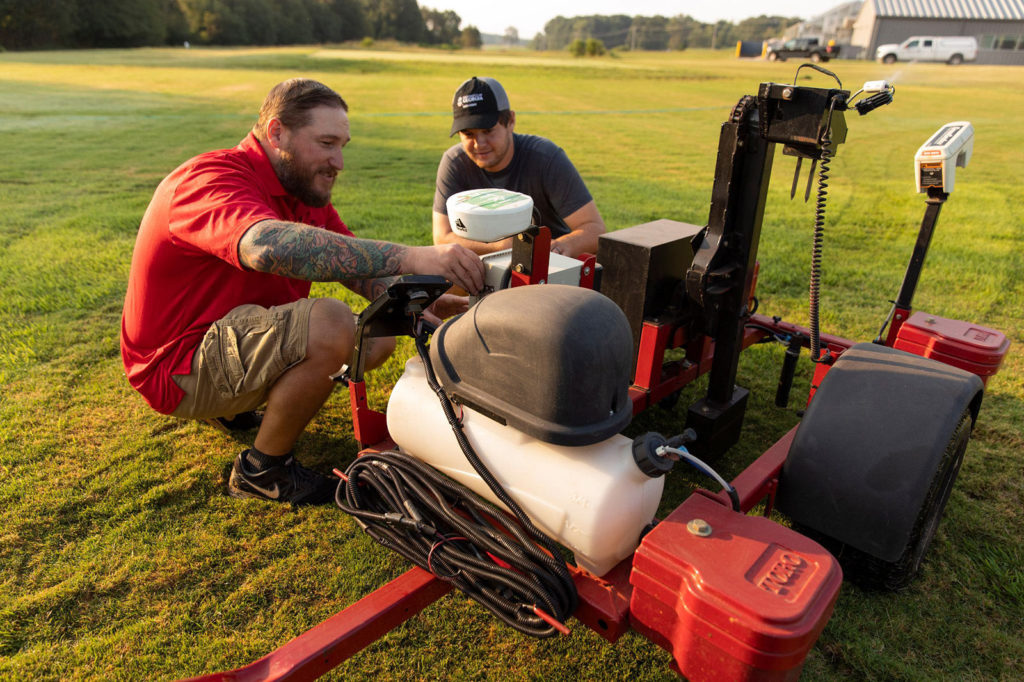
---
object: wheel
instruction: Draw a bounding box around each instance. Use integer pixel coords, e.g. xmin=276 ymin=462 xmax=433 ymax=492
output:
xmin=775 ymin=343 xmax=984 ymax=592
xmin=797 ymin=410 xmax=971 ymax=591
xmin=810 ymin=52 xmax=823 ymax=63
xmin=949 ymin=53 xmax=964 ymax=65
xmin=883 ymin=54 xmax=897 ymax=64
xmin=768 ymin=51 xmax=779 ymax=61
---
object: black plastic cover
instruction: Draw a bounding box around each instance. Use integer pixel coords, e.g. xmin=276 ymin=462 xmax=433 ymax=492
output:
xmin=597 ymin=219 xmax=703 ymax=360
xmin=778 ymin=342 xmax=983 ymax=562
xmin=430 ymin=285 xmax=634 ymax=446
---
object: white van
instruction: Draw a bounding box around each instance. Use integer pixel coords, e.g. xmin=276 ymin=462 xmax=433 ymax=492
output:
xmin=876 ymin=36 xmax=978 ymax=65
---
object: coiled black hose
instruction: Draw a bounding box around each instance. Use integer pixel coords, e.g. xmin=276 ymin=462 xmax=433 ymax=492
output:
xmin=334 ymin=330 xmax=578 ymax=637
xmin=335 ymin=451 xmax=576 ymax=636
xmin=412 ymin=333 xmax=577 ymax=602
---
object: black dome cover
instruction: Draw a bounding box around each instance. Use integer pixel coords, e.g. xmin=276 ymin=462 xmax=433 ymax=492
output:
xmin=429 ymin=285 xmax=634 ymax=446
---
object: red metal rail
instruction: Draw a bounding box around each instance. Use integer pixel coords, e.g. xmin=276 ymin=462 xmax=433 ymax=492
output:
xmin=182 ymin=568 xmax=451 ymax=682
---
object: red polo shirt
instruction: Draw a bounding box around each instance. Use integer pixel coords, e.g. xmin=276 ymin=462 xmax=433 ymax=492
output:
xmin=120 ymin=133 xmax=354 ymax=414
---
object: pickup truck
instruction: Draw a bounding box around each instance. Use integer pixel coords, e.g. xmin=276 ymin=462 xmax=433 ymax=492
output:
xmin=875 ymin=36 xmax=978 ymax=65
xmin=766 ymin=37 xmax=839 ymax=63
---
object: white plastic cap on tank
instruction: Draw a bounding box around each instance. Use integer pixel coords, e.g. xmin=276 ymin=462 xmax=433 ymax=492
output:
xmin=446 ymin=188 xmax=534 ymax=242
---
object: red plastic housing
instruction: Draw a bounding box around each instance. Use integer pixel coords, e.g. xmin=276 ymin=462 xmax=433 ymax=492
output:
xmin=893 ymin=312 xmax=1009 ymax=385
xmin=629 ymin=495 xmax=842 ymax=681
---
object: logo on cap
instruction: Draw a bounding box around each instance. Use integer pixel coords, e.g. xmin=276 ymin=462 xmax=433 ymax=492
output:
xmin=457 ymin=93 xmax=485 ymax=109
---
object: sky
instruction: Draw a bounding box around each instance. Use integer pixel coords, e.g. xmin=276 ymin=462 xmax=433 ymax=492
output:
xmin=432 ymin=1 xmax=835 ymax=39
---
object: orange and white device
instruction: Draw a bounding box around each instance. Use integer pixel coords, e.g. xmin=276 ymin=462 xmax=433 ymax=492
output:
xmin=915 ymin=121 xmax=973 ymax=194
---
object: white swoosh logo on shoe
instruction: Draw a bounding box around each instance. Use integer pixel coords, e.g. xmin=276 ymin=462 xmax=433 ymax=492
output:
xmin=247 ymin=482 xmax=281 ymax=500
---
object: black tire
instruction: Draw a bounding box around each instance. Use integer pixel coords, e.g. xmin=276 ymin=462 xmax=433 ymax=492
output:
xmin=948 ymin=53 xmax=964 ymax=65
xmin=810 ymin=52 xmax=823 ymax=63
xmin=883 ymin=54 xmax=897 ymax=64
xmin=768 ymin=51 xmax=779 ymax=62
xmin=776 ymin=343 xmax=983 ymax=592
xmin=798 ymin=410 xmax=972 ymax=591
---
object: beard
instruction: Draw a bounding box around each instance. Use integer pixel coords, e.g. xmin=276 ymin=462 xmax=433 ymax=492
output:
xmin=273 ymin=147 xmax=335 ymax=208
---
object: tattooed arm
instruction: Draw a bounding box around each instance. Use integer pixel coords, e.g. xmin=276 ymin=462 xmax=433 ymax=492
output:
xmin=238 ymin=220 xmax=485 ymax=294
xmin=238 ymin=220 xmax=405 ymax=281
xmin=342 ymin=275 xmax=397 ymax=303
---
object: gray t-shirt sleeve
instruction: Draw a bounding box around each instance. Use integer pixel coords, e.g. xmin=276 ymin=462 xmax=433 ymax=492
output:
xmin=541 ymin=144 xmax=592 ymax=221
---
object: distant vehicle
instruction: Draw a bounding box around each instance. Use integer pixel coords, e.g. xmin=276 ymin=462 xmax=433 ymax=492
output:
xmin=875 ymin=36 xmax=978 ymax=65
xmin=766 ymin=37 xmax=839 ymax=63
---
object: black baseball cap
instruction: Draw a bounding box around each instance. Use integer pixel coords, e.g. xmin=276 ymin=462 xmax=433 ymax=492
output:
xmin=449 ymin=77 xmax=511 ymax=136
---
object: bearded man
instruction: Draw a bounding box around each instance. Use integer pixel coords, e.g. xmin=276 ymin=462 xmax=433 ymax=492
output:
xmin=121 ymin=78 xmax=484 ymax=505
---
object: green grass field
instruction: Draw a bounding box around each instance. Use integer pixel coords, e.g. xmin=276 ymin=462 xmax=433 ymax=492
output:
xmin=1 ymin=46 xmax=1022 ymax=680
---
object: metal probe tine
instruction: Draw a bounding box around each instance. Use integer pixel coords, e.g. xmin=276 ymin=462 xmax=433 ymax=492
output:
xmin=790 ymin=156 xmax=803 ymax=199
xmin=804 ymin=158 xmax=818 ymax=202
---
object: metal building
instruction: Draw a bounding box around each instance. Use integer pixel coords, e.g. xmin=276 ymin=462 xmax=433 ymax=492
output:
xmin=784 ymin=1 xmax=864 ymax=46
xmin=851 ymin=0 xmax=1024 ymax=64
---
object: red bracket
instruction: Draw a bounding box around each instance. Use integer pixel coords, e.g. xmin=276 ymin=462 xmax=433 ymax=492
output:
xmin=806 ymin=344 xmax=844 ymax=406
xmin=509 ymin=226 xmax=551 ymax=287
xmin=570 ymin=559 xmax=634 ymax=642
xmin=633 ymin=321 xmax=674 ymax=391
xmin=578 ymin=252 xmax=597 ymax=289
xmin=884 ymin=305 xmax=912 ymax=347
xmin=348 ymin=379 xmax=388 ymax=449
xmin=629 ymin=323 xmax=770 ymax=415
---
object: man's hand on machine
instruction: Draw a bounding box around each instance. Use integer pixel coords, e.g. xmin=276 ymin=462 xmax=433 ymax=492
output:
xmin=402 ymin=243 xmax=484 ymax=295
xmin=423 ymin=293 xmax=470 ymax=326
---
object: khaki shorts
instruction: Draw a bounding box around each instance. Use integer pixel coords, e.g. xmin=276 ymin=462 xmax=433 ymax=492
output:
xmin=171 ymin=298 xmax=317 ymax=420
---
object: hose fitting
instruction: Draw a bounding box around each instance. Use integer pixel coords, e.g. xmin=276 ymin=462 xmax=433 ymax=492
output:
xmin=632 ymin=432 xmax=675 ymax=478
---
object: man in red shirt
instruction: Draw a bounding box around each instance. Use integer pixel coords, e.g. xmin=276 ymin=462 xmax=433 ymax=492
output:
xmin=121 ymin=78 xmax=484 ymax=505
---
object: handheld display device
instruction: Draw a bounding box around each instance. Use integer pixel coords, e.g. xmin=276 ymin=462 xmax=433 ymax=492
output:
xmin=915 ymin=121 xmax=973 ymax=194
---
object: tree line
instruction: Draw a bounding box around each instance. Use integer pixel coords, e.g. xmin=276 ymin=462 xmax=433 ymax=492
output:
xmin=0 ymin=0 xmax=476 ymax=50
xmin=0 ymin=1 xmax=796 ymax=52
xmin=536 ymin=14 xmax=800 ymax=51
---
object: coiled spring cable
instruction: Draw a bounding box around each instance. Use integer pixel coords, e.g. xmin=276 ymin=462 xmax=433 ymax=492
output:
xmin=808 ymin=96 xmax=842 ymax=363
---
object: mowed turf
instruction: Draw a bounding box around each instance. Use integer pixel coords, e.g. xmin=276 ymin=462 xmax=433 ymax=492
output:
xmin=1 ymin=46 xmax=1022 ymax=680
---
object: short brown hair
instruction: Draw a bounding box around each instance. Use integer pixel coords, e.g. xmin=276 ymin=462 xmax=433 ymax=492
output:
xmin=253 ymin=79 xmax=347 ymax=140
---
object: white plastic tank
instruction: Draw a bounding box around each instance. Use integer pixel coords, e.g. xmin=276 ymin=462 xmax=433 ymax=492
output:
xmin=386 ymin=357 xmax=665 ymax=576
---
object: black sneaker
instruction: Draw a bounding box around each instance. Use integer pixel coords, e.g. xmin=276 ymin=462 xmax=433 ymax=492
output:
xmin=205 ymin=410 xmax=263 ymax=433
xmin=228 ymin=451 xmax=337 ymax=505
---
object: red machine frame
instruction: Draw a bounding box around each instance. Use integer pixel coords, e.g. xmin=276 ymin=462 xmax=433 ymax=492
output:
xmin=189 ymin=77 xmax=1008 ymax=682
xmin=189 ymin=297 xmax=862 ymax=682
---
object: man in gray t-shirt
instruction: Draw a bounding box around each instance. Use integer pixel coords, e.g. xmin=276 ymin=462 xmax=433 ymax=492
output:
xmin=432 ymin=77 xmax=606 ymax=258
